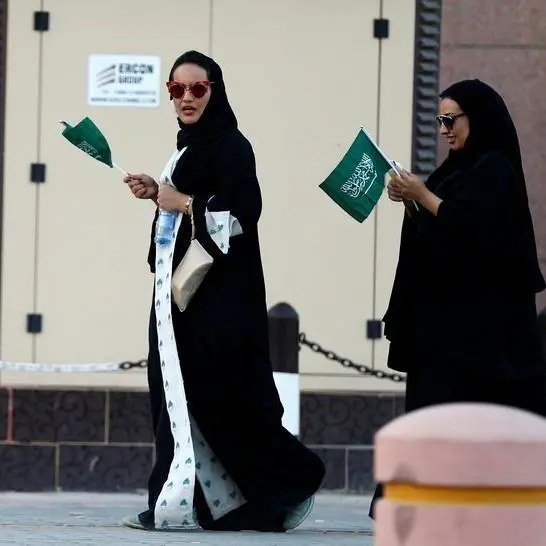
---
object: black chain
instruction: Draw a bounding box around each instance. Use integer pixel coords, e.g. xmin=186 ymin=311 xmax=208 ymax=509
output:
xmin=118 ymin=359 xmax=148 ymax=370
xmin=298 ymin=333 xmax=406 ymax=383
xmin=116 ymin=336 xmax=406 ymax=383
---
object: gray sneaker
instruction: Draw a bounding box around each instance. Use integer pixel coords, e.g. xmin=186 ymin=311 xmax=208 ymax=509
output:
xmin=122 ymin=514 xmax=154 ymax=531
xmin=284 ymin=496 xmax=314 ymax=530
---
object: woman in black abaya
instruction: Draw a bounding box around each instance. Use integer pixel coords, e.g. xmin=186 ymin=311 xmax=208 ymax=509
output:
xmin=369 ymin=79 xmax=546 ymax=518
xmin=121 ymin=50 xmax=325 ymax=532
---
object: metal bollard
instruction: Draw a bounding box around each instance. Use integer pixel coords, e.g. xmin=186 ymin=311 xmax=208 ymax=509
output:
xmin=374 ymin=403 xmax=546 ymax=546
xmin=267 ymin=302 xmax=300 ymax=436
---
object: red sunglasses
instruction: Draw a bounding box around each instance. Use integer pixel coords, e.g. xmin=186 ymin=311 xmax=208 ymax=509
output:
xmin=166 ymin=80 xmax=213 ymax=99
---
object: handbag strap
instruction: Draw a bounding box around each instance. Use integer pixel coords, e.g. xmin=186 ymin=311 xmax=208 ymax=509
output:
xmin=190 ymin=212 xmax=196 ymax=239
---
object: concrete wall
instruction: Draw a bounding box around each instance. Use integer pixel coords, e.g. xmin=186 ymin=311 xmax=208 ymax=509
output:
xmin=0 ymin=0 xmax=416 ymax=394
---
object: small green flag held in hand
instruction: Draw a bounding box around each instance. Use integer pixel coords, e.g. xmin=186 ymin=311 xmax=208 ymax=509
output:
xmin=319 ymin=128 xmax=398 ymax=223
xmin=59 ymin=117 xmax=127 ymax=175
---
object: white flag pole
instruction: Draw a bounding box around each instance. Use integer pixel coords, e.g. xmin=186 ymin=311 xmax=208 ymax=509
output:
xmin=113 ymin=162 xmax=128 ymax=176
xmin=359 ymin=126 xmax=400 ymax=175
xmin=359 ymin=126 xmax=419 ymax=211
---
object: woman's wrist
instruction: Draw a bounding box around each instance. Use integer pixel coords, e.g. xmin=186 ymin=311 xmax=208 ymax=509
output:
xmin=418 ymin=187 xmax=443 ymax=216
xmin=178 ymin=194 xmax=194 ymax=214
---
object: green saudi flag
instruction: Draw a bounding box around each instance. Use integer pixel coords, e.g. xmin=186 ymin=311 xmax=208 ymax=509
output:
xmin=319 ymin=128 xmax=395 ymax=223
xmin=59 ymin=117 xmax=126 ymax=175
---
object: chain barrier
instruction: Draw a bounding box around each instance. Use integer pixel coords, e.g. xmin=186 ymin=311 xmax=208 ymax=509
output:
xmin=298 ymin=333 xmax=406 ymax=383
xmin=0 ymin=334 xmax=405 ymax=382
xmin=0 ymin=359 xmax=147 ymax=373
xmin=119 ymin=359 xmax=148 ymax=371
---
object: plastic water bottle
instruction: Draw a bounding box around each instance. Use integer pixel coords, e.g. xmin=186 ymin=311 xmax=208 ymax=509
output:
xmin=155 ymin=210 xmax=177 ymax=245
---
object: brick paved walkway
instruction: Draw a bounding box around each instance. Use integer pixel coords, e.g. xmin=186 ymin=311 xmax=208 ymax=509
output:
xmin=0 ymin=492 xmax=374 ymax=545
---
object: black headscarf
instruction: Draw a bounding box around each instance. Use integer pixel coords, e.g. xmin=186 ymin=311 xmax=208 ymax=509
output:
xmin=168 ymin=50 xmax=238 ymax=150
xmin=439 ymin=79 xmax=525 ymax=181
xmin=433 ymin=78 xmax=544 ymax=292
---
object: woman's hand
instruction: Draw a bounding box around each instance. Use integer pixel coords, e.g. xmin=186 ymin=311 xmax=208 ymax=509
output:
xmin=387 ymin=175 xmax=418 ymax=216
xmin=124 ymin=173 xmax=158 ymax=200
xmin=393 ymin=170 xmax=443 ymax=216
xmin=387 ymin=177 xmax=404 ymax=202
xmin=392 ymin=171 xmax=428 ymax=202
xmin=157 ymin=183 xmax=190 ymax=212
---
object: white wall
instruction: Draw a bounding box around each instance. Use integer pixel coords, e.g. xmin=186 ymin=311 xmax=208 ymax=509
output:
xmin=1 ymin=0 xmax=415 ymax=393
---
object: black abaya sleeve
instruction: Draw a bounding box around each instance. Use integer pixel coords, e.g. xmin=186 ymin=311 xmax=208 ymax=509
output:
xmin=191 ymin=132 xmax=262 ymax=260
xmin=432 ymin=151 xmax=512 ymax=237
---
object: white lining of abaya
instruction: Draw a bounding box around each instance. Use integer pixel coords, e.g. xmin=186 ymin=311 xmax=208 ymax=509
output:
xmin=153 ymin=148 xmax=246 ymax=529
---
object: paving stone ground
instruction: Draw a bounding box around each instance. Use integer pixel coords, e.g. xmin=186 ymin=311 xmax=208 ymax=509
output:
xmin=0 ymin=492 xmax=375 ymax=545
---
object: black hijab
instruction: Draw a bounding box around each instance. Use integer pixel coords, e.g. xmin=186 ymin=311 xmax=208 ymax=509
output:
xmin=435 ymin=79 xmax=525 ymax=183
xmin=433 ymin=79 xmax=544 ymax=293
xmin=168 ymin=50 xmax=238 ymax=150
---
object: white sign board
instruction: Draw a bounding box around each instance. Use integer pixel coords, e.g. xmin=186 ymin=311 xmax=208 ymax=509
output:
xmin=88 ymin=54 xmax=161 ymax=108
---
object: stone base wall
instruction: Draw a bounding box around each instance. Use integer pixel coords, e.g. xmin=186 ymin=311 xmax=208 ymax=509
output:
xmin=0 ymin=388 xmax=404 ymax=493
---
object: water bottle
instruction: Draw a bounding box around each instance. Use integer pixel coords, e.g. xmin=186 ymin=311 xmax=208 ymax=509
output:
xmin=155 ymin=210 xmax=177 ymax=245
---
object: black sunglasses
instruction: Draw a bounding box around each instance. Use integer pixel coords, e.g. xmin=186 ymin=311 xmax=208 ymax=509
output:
xmin=436 ymin=112 xmax=466 ymax=130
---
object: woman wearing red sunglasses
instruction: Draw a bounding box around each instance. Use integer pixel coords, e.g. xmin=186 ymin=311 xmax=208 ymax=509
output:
xmin=368 ymin=79 xmax=546 ymax=519
xmin=122 ymin=50 xmax=325 ymax=533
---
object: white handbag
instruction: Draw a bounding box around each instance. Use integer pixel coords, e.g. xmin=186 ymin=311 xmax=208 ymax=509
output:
xmin=171 ymin=216 xmax=214 ymax=312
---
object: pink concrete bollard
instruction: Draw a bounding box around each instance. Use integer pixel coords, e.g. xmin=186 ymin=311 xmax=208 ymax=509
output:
xmin=374 ymin=403 xmax=546 ymax=546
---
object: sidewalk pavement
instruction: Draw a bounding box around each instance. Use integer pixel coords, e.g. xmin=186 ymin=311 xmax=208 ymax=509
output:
xmin=0 ymin=492 xmax=375 ymax=545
